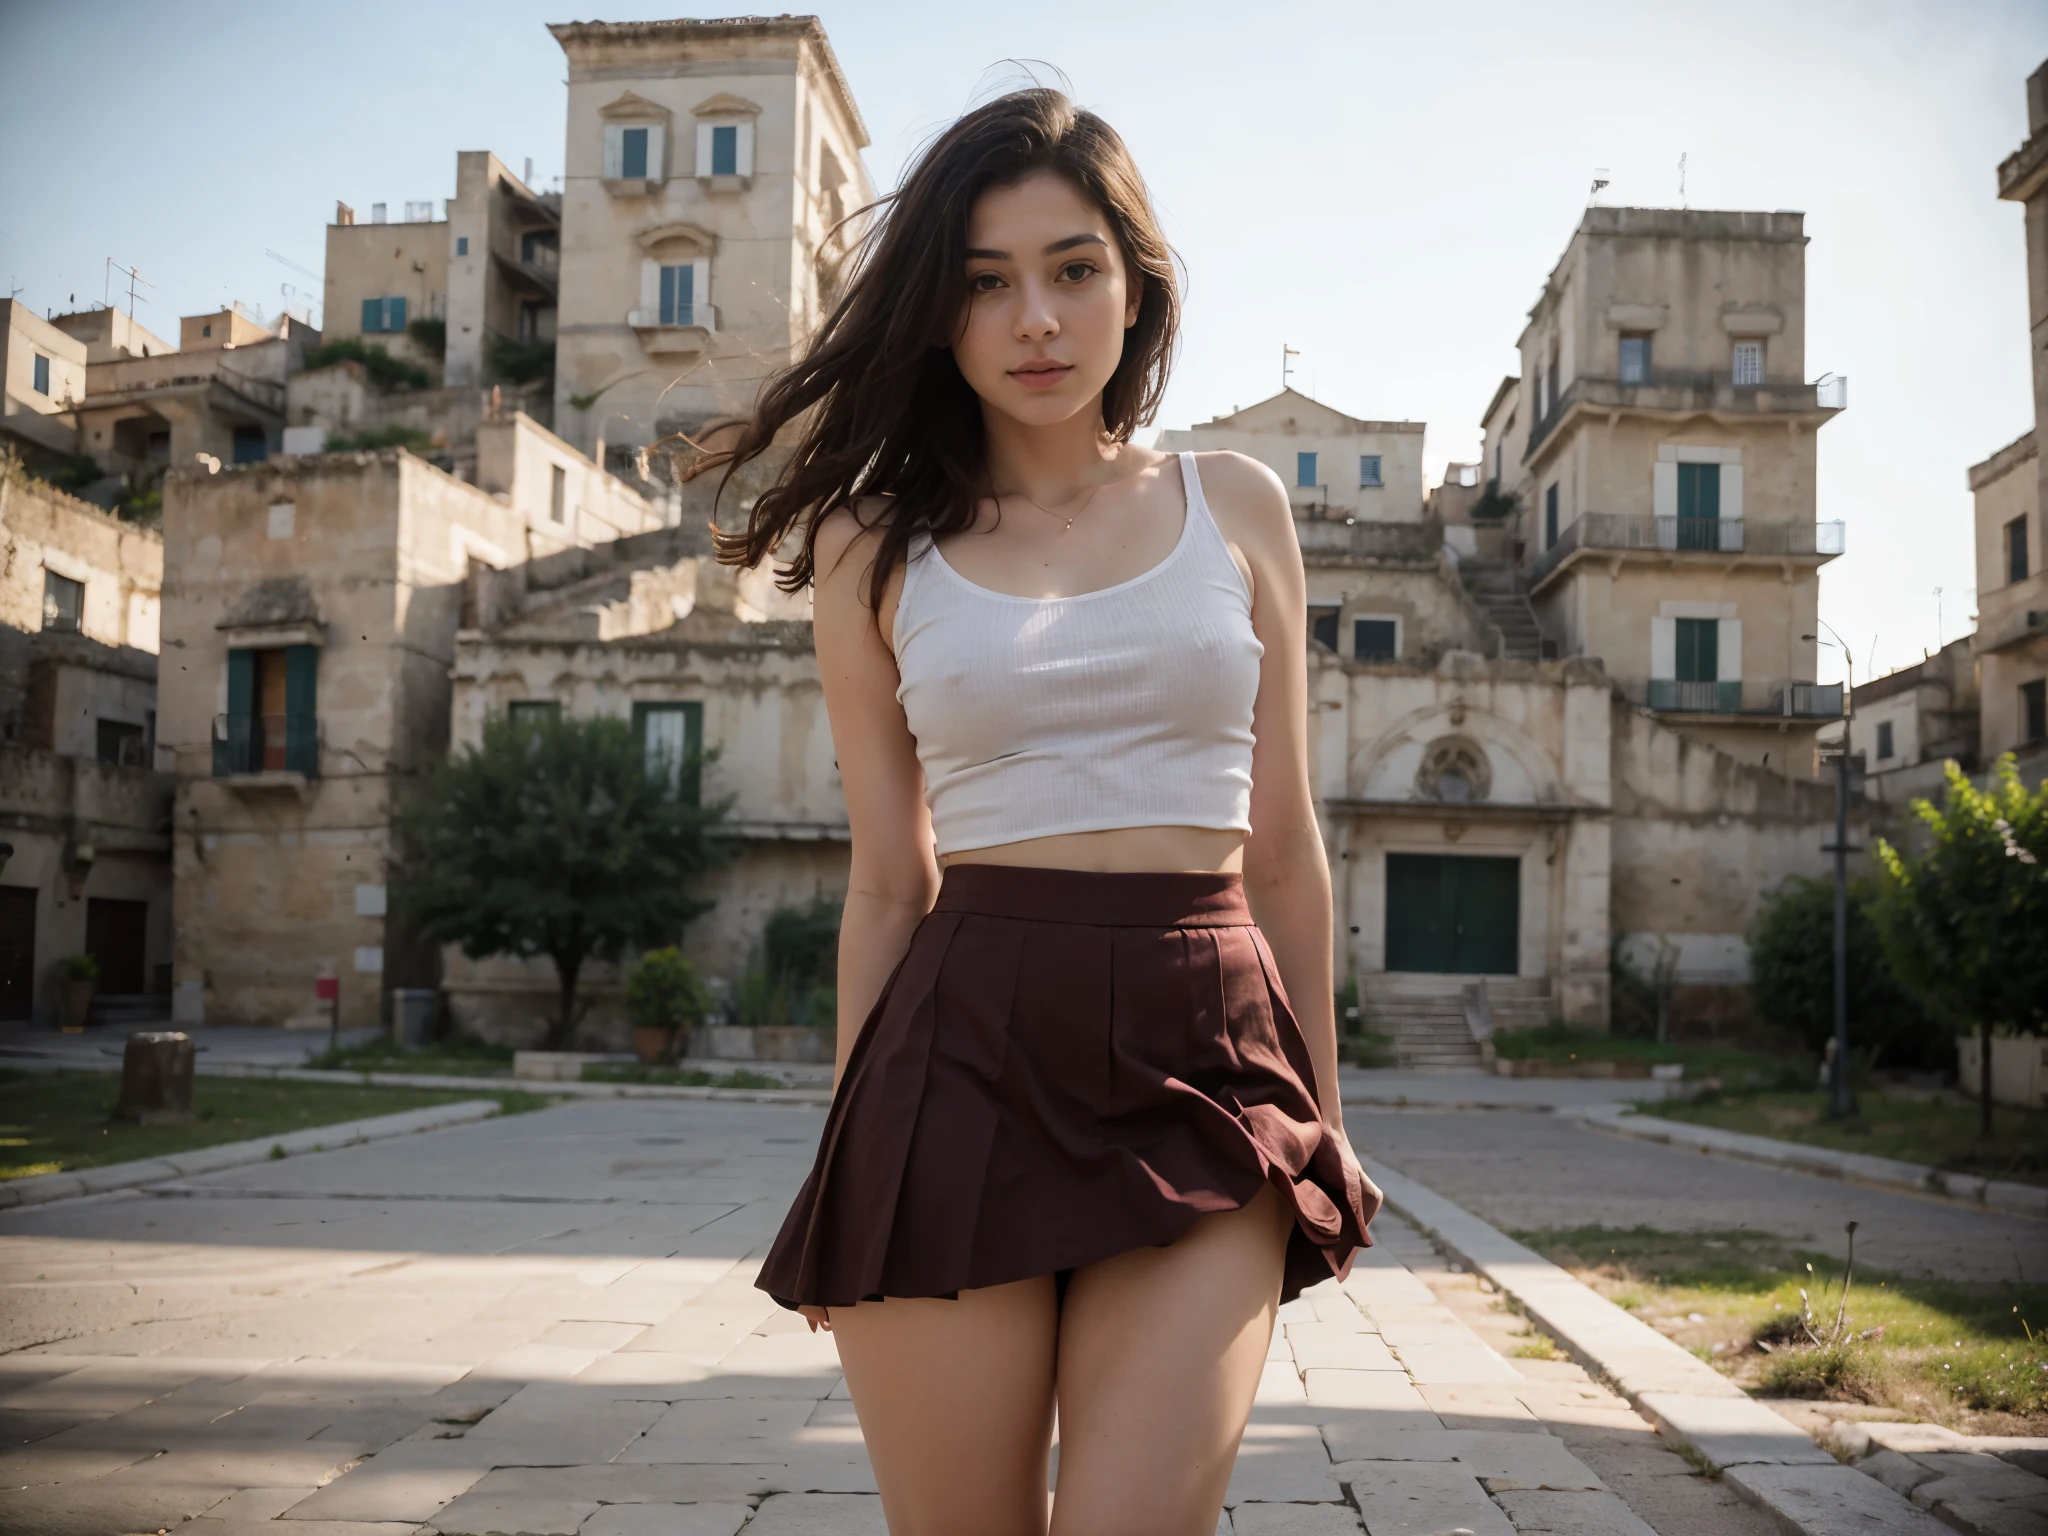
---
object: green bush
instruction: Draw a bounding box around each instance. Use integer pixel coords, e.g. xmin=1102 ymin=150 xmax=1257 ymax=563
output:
xmin=626 ymin=947 xmax=710 ymax=1033
xmin=325 ymin=424 xmax=434 ymax=454
xmin=45 ymin=454 xmax=103 ymax=492
xmin=486 ymin=335 xmax=555 ymax=386
xmin=61 ymin=954 xmax=99 ymax=982
xmin=301 ymin=338 xmax=433 ymax=392
xmin=406 ymin=316 xmax=447 ymax=359
xmin=115 ymin=488 xmax=162 ymax=526
xmin=1747 ymin=875 xmax=1940 ymax=1069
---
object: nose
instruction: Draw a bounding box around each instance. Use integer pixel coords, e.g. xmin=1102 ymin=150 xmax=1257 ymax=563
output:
xmin=1013 ymin=277 xmax=1059 ymax=342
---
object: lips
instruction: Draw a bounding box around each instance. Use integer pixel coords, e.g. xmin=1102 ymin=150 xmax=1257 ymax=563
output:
xmin=1011 ymin=360 xmax=1072 ymax=390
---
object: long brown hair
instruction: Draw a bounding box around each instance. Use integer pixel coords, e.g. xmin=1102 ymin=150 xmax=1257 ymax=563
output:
xmin=712 ymin=88 xmax=1180 ymax=611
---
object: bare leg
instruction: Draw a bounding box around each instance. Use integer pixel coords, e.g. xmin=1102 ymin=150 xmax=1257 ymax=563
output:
xmin=1050 ymin=1184 xmax=1293 ymax=1536
xmin=828 ymin=1275 xmax=1059 ymax=1536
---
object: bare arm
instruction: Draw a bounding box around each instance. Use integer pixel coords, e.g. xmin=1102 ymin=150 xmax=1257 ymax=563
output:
xmin=811 ymin=507 xmax=940 ymax=1089
xmin=1201 ymin=454 xmax=1345 ymax=1129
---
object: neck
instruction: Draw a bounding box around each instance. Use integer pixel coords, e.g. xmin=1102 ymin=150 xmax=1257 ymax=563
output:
xmin=981 ymin=396 xmax=1118 ymax=504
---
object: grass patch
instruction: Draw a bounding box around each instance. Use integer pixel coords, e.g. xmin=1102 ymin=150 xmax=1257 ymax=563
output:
xmin=0 ymin=1069 xmax=547 ymax=1181
xmin=1512 ymin=1224 xmax=2048 ymax=1433
xmin=1490 ymin=1024 xmax=1807 ymax=1086
xmin=1341 ymin=1031 xmax=1397 ymax=1069
xmin=1642 ymin=1088 xmax=2048 ymax=1187
xmin=303 ymin=1037 xmax=516 ymax=1077
xmin=1512 ymin=1332 xmax=1566 ymax=1360
xmin=581 ymin=1064 xmax=788 ymax=1090
xmin=301 ymin=337 xmax=433 ymax=391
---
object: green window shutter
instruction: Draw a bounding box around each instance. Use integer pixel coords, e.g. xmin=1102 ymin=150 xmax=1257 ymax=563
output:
xmin=361 ymin=298 xmax=382 ymax=333
xmin=389 ymin=296 xmax=406 ymax=331
xmin=633 ymin=702 xmax=703 ymax=803
xmin=221 ymin=648 xmax=255 ymax=774
xmin=283 ymin=645 xmax=318 ymax=776
xmin=1675 ymin=618 xmax=1719 ymax=683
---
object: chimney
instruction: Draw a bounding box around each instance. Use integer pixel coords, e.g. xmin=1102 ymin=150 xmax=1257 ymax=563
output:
xmin=336 ymin=201 xmax=354 ymax=226
xmin=2030 ymin=61 xmax=2048 ymax=136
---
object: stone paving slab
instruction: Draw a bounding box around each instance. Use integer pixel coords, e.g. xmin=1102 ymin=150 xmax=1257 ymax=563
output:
xmin=1723 ymin=1463 xmax=1954 ymax=1536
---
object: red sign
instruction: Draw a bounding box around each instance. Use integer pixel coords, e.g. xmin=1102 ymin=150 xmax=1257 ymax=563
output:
xmin=315 ymin=977 xmax=339 ymax=1001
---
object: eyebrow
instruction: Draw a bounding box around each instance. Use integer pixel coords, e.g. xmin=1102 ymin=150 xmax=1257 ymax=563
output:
xmin=964 ymin=233 xmax=1110 ymax=260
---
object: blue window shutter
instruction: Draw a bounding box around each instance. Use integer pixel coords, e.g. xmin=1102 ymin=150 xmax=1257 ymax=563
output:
xmin=1545 ymin=483 xmax=1559 ymax=547
xmin=1297 ymin=452 xmax=1317 ymax=489
xmin=1359 ymin=454 xmax=1381 ymax=487
xmin=456 ymin=236 xmax=468 ymax=255
xmin=389 ymin=296 xmax=406 ymax=331
xmin=712 ymin=124 xmax=738 ymax=176
xmin=676 ymin=262 xmax=693 ymax=323
xmin=33 ymin=354 xmax=49 ymax=394
xmin=659 ymin=266 xmax=676 ymax=325
xmin=622 ymin=126 xmax=648 ymax=180
xmin=361 ymin=298 xmax=381 ymax=333
xmin=283 ymin=645 xmax=318 ymax=776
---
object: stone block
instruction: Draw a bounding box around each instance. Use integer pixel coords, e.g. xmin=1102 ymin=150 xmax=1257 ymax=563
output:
xmin=465 ymin=1386 xmax=664 ymax=1463
xmin=581 ymin=1505 xmax=753 ymax=1536
xmin=1923 ymin=1498 xmax=2048 ymax=1536
xmin=1341 ymin=1461 xmax=1517 ymax=1535
xmin=1909 ymin=1452 xmax=2048 ymax=1506
xmin=0 ymin=1478 xmax=233 ymax=1536
xmin=1859 ymin=1449 xmax=1939 ymax=1497
xmin=1306 ymin=1288 xmax=1372 ymax=1326
xmin=1228 ymin=1504 xmax=1363 ymax=1534
xmin=1414 ymin=1383 xmax=1540 ymax=1427
xmin=1490 ymin=1488 xmax=1657 ymax=1535
xmin=770 ymin=1454 xmax=881 ymax=1493
xmin=1302 ymin=1370 xmax=1429 ymax=1412
xmin=1864 ymin=1421 xmax=1970 ymax=1455
xmin=1636 ymin=1391 xmax=1832 ymax=1470
xmin=1285 ymin=1324 xmax=1402 ymax=1372
xmin=278 ymin=1441 xmax=496 ymax=1522
xmin=743 ymin=1492 xmax=889 ymax=1534
xmin=1389 ymin=1343 xmax=1524 ymax=1385
xmin=461 ymin=1463 xmax=782 ymax=1503
xmin=424 ymin=1490 xmax=599 ymax=1535
xmin=1320 ymin=1426 xmax=1470 ymax=1463
xmin=1225 ymin=1423 xmax=1342 ymax=1504
xmin=621 ymin=1397 xmax=815 ymax=1463
xmin=1449 ymin=1431 xmax=1605 ymax=1492
xmin=536 ymin=1319 xmax=647 ymax=1351
xmin=1255 ymin=1359 xmax=1308 ymax=1406
xmin=1724 ymin=1461 xmax=1952 ymax=1536
xmin=198 ymin=1485 xmax=319 ymax=1521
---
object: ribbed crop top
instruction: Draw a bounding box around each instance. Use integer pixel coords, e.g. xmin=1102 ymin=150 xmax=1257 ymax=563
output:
xmin=892 ymin=452 xmax=1264 ymax=856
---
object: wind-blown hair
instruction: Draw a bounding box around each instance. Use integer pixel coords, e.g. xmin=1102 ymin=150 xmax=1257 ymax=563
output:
xmin=712 ymin=88 xmax=1180 ymax=610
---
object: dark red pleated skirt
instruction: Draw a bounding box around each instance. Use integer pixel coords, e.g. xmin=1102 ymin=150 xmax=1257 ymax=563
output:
xmin=755 ymin=864 xmax=1381 ymax=1310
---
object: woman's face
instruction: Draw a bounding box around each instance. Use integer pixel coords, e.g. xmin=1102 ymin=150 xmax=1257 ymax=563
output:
xmin=952 ymin=171 xmax=1141 ymax=429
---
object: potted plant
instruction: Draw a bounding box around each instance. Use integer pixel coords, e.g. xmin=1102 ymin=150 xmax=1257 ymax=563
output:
xmin=61 ymin=953 xmax=99 ymax=1031
xmin=625 ymin=947 xmax=709 ymax=1065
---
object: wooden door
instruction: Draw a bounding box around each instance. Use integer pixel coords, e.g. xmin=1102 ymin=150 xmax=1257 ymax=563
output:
xmin=1385 ymin=855 xmax=1520 ymax=976
xmin=0 ymin=887 xmax=34 ymax=1020
xmin=85 ymin=898 xmax=149 ymax=996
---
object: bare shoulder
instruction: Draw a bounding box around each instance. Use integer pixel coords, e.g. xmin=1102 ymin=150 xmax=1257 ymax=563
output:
xmin=811 ymin=496 xmax=898 ymax=598
xmin=1192 ymin=450 xmax=1296 ymax=556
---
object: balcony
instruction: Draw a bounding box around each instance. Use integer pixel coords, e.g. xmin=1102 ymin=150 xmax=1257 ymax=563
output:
xmin=1526 ymin=372 xmax=1847 ymax=459
xmin=212 ymin=713 xmax=319 ymax=780
xmin=1530 ymin=513 xmax=1845 ymax=589
xmin=627 ymin=304 xmax=718 ymax=355
xmin=1642 ymin=679 xmax=1843 ymax=720
xmin=1294 ymin=514 xmax=1439 ymax=565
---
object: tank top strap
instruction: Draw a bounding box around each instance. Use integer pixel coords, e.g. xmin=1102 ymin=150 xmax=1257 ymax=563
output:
xmin=1178 ymin=452 xmax=1251 ymax=600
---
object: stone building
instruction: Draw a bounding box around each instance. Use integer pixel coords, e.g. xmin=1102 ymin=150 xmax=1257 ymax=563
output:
xmin=156 ymin=426 xmax=660 ymax=1032
xmin=547 ymin=16 xmax=873 ymax=466
xmin=1969 ymin=437 xmax=2046 ymax=777
xmin=1498 ymin=207 xmax=1847 ymax=780
xmin=1 ymin=300 xmax=88 ymax=465
xmin=1843 ymin=638 xmax=1980 ymax=806
xmin=1159 ymin=391 xmax=1427 ymax=525
xmin=0 ymin=457 xmax=171 ymax=1025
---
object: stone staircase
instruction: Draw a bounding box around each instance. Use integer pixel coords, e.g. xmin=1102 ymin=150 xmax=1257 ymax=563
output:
xmin=1360 ymin=973 xmax=1552 ymax=1069
xmin=86 ymin=994 xmax=172 ymax=1030
xmin=1461 ymin=561 xmax=1547 ymax=661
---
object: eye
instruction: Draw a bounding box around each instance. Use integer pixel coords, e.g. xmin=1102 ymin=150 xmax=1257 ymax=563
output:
xmin=969 ymin=271 xmax=1005 ymax=293
xmin=1058 ymin=261 xmax=1098 ymax=283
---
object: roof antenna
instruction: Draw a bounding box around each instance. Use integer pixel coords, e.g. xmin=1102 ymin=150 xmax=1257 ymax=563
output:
xmin=1282 ymin=344 xmax=1299 ymax=392
xmin=1589 ymin=168 xmax=1610 ymax=205
xmin=1678 ymin=152 xmax=1688 ymax=209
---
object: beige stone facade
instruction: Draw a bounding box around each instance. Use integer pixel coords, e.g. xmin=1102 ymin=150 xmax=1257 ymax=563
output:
xmin=1968 ymin=431 xmax=2046 ymax=776
xmin=547 ymin=16 xmax=872 ymax=463
xmin=1845 ymin=637 xmax=1980 ymax=806
xmin=321 ymin=209 xmax=451 ymax=378
xmin=0 ymin=300 xmax=87 ymax=461
xmin=1159 ymin=391 xmax=1427 ymax=524
xmin=49 ymin=306 xmax=174 ymax=365
xmin=0 ymin=459 xmax=171 ymax=1024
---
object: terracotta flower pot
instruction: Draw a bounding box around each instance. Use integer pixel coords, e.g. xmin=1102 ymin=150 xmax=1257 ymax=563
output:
xmin=63 ymin=979 xmax=95 ymax=1029
xmin=632 ymin=1024 xmax=686 ymax=1065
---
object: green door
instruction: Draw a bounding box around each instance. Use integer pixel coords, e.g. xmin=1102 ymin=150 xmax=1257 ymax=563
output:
xmin=1385 ymin=854 xmax=1520 ymax=975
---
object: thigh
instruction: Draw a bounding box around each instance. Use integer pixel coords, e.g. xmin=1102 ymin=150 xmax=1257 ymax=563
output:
xmin=828 ymin=1275 xmax=1059 ymax=1536
xmin=1050 ymin=1184 xmax=1293 ymax=1536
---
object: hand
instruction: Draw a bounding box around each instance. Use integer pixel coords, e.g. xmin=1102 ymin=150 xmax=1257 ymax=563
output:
xmin=799 ymin=1304 xmax=833 ymax=1333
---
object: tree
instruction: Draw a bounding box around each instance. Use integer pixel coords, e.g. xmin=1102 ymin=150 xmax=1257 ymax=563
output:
xmin=1747 ymin=875 xmax=1937 ymax=1069
xmin=394 ymin=713 xmax=730 ymax=1049
xmin=1867 ymin=757 xmax=2048 ymax=1136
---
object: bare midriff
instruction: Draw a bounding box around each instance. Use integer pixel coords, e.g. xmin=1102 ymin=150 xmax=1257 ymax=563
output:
xmin=938 ymin=824 xmax=1246 ymax=875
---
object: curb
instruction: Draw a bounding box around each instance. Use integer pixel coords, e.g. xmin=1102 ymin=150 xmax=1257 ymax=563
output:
xmin=0 ymin=1099 xmax=504 ymax=1212
xmin=0 ymin=1054 xmax=835 ymax=1108
xmin=1360 ymin=1152 xmax=1950 ymax=1536
xmin=1576 ymin=1104 xmax=2048 ymax=1219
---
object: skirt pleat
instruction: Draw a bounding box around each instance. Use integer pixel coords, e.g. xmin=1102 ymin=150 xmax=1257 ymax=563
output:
xmin=756 ymin=865 xmax=1380 ymax=1310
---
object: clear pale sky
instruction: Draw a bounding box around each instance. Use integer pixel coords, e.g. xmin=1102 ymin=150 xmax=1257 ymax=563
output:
xmin=2 ymin=1 xmax=2041 ymax=686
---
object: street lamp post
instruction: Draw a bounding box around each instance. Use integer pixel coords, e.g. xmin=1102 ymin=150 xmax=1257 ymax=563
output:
xmin=1804 ymin=624 xmax=1858 ymax=1121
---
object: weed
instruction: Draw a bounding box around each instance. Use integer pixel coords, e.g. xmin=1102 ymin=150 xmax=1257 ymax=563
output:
xmin=1512 ymin=1333 xmax=1566 ymax=1361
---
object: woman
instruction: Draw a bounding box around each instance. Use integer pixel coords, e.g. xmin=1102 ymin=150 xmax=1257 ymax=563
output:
xmin=716 ymin=88 xmax=1379 ymax=1536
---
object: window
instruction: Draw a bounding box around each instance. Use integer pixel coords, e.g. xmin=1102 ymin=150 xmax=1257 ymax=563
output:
xmin=550 ymin=464 xmax=567 ymax=524
xmin=32 ymin=353 xmax=50 ymax=395
xmin=1544 ymin=483 xmax=1559 ymax=548
xmin=2009 ymin=516 xmax=2031 ymax=585
xmin=1494 ymin=441 xmax=1503 ymax=481
xmin=360 ymin=296 xmax=407 ymax=333
xmin=634 ymin=702 xmax=704 ymax=802
xmin=508 ymin=700 xmax=561 ymax=730
xmin=1731 ymin=340 xmax=1764 ymax=386
xmin=1545 ymin=349 xmax=1560 ymax=414
xmin=1618 ymin=333 xmax=1651 ymax=385
xmin=232 ymin=425 xmax=267 ymax=464
xmin=1876 ymin=720 xmax=1895 ymax=761
xmin=201 ymin=324 xmax=212 ymax=338
xmin=456 ymin=236 xmax=469 ymax=256
xmin=41 ymin=570 xmax=82 ymax=632
xmin=1296 ymin=452 xmax=1318 ymax=489
xmin=659 ymin=264 xmax=696 ymax=326
xmin=1676 ymin=462 xmax=1721 ymax=550
xmin=1359 ymin=455 xmax=1383 ymax=488
xmin=621 ymin=126 xmax=649 ymax=180
xmin=215 ymin=645 xmax=318 ymax=777
xmin=711 ymin=124 xmax=739 ymax=176
xmin=2024 ymin=679 xmax=2048 ymax=745
xmin=1308 ymin=606 xmax=1340 ymax=651
xmin=96 ymin=719 xmax=145 ymax=768
xmin=695 ymin=119 xmax=754 ymax=178
xmin=1354 ymin=618 xmax=1397 ymax=662
xmin=1675 ymin=618 xmax=1719 ymax=683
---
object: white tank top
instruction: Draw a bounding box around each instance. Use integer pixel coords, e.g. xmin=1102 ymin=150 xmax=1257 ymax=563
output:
xmin=892 ymin=452 xmax=1264 ymax=856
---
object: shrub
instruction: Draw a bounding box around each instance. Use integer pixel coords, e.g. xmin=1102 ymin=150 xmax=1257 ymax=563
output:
xmin=486 ymin=335 xmax=555 ymax=386
xmin=45 ymin=453 xmax=103 ymax=492
xmin=1747 ymin=875 xmax=1939 ymax=1069
xmin=1759 ymin=1340 xmax=1882 ymax=1400
xmin=301 ymin=338 xmax=433 ymax=392
xmin=406 ymin=316 xmax=447 ymax=359
xmin=115 ymin=488 xmax=162 ymax=527
xmin=325 ymin=425 xmax=434 ymax=454
xmin=626 ymin=947 xmax=710 ymax=1033
xmin=62 ymin=954 xmax=100 ymax=983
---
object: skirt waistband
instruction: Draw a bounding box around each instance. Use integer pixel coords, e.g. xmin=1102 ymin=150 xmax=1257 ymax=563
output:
xmin=931 ymin=863 xmax=1250 ymax=928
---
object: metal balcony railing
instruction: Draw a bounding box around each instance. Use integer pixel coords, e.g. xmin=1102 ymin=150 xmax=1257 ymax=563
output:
xmin=1530 ymin=513 xmax=1846 ymax=586
xmin=212 ymin=713 xmax=319 ymax=777
xmin=1527 ymin=374 xmax=1847 ymax=456
xmin=627 ymin=303 xmax=717 ymax=332
xmin=1641 ymin=680 xmax=1843 ymax=719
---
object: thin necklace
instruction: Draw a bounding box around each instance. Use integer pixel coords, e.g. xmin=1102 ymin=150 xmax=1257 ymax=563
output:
xmin=1006 ymin=477 xmax=1105 ymax=533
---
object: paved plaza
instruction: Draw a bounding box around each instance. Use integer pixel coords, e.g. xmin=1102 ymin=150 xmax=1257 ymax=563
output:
xmin=0 ymin=1093 xmax=1982 ymax=1535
